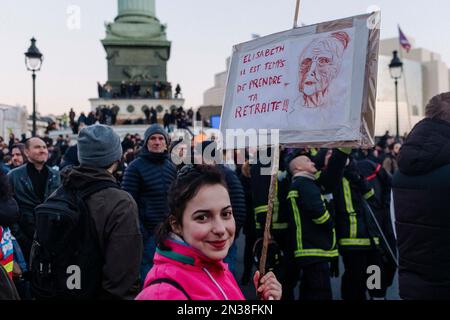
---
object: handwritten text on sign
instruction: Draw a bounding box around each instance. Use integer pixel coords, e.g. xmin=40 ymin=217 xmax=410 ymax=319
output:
xmin=233 ymin=43 xmax=289 ymax=119
xmin=222 ymin=13 xmax=380 ymax=148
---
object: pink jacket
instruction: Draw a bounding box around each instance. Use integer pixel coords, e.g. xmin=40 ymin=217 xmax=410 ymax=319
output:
xmin=135 ymin=238 xmax=245 ymax=300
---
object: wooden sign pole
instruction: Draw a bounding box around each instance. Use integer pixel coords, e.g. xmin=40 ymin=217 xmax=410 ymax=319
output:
xmin=293 ymin=0 xmax=301 ymax=28
xmin=258 ymin=145 xmax=280 ymax=292
xmin=257 ymin=0 xmax=302 ymax=281
xmin=258 ymin=0 xmax=302 ymax=298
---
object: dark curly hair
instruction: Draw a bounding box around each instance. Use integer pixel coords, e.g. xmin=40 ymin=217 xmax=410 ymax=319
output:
xmin=155 ymin=164 xmax=228 ymax=251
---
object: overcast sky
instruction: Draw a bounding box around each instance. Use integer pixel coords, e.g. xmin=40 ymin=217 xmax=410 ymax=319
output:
xmin=0 ymin=0 xmax=448 ymax=116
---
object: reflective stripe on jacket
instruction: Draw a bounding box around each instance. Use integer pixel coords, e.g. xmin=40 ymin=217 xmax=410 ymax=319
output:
xmin=287 ymin=176 xmax=338 ymax=266
xmin=250 ymin=165 xmax=290 ymax=234
xmin=333 ymin=165 xmax=379 ymax=251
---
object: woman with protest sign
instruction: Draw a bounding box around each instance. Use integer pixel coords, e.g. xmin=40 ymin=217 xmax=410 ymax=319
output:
xmin=136 ymin=164 xmax=282 ymax=300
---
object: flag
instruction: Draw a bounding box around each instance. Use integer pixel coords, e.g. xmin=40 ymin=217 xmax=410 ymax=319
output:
xmin=398 ymin=26 xmax=411 ymax=53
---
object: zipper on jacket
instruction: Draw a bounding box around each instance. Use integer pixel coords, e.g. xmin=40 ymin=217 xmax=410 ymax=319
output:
xmin=202 ymin=267 xmax=229 ymax=300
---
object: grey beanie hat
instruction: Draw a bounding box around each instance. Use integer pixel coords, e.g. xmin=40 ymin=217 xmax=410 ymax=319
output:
xmin=77 ymin=124 xmax=122 ymax=168
xmin=144 ymin=124 xmax=169 ymax=145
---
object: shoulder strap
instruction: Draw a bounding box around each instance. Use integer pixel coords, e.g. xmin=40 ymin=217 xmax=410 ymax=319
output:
xmin=148 ymin=278 xmax=191 ymax=300
xmin=78 ymin=181 xmax=120 ymax=200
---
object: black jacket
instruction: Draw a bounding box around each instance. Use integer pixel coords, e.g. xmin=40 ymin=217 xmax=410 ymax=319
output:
xmin=287 ymin=148 xmax=349 ymax=266
xmin=288 ymin=174 xmax=337 ymax=266
xmin=250 ymin=163 xmax=290 ymax=237
xmin=333 ymin=160 xmax=377 ymax=251
xmin=122 ymin=149 xmax=176 ymax=238
xmin=8 ymin=164 xmax=60 ymax=261
xmin=357 ymin=159 xmax=397 ymax=257
xmin=393 ymin=118 xmax=450 ymax=299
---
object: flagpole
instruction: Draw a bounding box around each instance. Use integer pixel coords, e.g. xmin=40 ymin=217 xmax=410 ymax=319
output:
xmin=397 ymin=25 xmax=413 ymax=138
xmin=398 ymin=48 xmax=412 ymax=137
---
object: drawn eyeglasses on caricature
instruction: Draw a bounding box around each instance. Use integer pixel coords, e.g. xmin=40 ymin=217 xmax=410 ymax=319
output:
xmin=298 ymin=31 xmax=350 ymax=108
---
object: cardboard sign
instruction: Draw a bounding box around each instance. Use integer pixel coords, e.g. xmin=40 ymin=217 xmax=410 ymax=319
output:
xmin=220 ymin=12 xmax=380 ymax=148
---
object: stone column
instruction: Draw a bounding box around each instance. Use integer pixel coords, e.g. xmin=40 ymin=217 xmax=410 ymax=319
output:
xmin=116 ymin=0 xmax=156 ymax=22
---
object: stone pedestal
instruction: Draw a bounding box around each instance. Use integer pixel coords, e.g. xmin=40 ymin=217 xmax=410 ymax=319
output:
xmin=91 ymin=0 xmax=180 ymax=118
xmin=101 ymin=0 xmax=171 ymax=93
xmin=89 ymin=98 xmax=185 ymax=123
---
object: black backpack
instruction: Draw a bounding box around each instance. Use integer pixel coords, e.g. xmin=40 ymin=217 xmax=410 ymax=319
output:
xmin=30 ymin=181 xmax=119 ymax=300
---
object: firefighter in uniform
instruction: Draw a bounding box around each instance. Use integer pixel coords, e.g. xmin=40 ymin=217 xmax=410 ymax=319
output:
xmin=356 ymin=157 xmax=397 ymax=299
xmin=286 ymin=148 xmax=350 ymax=300
xmin=333 ymin=157 xmax=388 ymax=300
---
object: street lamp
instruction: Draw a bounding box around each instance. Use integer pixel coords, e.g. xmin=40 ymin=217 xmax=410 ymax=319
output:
xmin=25 ymin=37 xmax=44 ymax=137
xmin=389 ymin=50 xmax=403 ymax=140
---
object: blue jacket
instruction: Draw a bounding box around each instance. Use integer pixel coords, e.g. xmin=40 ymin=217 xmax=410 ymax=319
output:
xmin=122 ymin=149 xmax=176 ymax=238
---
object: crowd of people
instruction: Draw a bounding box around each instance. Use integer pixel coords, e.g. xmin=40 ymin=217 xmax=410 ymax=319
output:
xmin=97 ymin=81 xmax=182 ymax=100
xmin=1 ymin=92 xmax=450 ymax=301
xmin=65 ymin=106 xmax=200 ymax=134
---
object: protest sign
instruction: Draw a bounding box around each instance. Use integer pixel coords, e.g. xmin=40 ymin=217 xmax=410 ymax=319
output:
xmin=220 ymin=12 xmax=380 ymax=148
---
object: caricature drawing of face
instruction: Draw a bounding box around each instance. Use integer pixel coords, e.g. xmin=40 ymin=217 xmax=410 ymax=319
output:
xmin=298 ymin=32 xmax=350 ymax=107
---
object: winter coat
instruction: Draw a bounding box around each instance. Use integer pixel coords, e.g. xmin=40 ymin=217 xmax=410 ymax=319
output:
xmin=286 ymin=148 xmax=349 ymax=266
xmin=7 ymin=164 xmax=60 ymax=261
xmin=393 ymin=118 xmax=450 ymax=299
xmin=62 ymin=166 xmax=143 ymax=299
xmin=288 ymin=174 xmax=337 ymax=266
xmin=122 ymin=149 xmax=176 ymax=238
xmin=218 ymin=165 xmax=246 ymax=237
xmin=136 ymin=237 xmax=245 ymax=300
xmin=333 ymin=161 xmax=378 ymax=251
xmin=357 ymin=159 xmax=397 ymax=256
xmin=250 ymin=163 xmax=290 ymax=237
